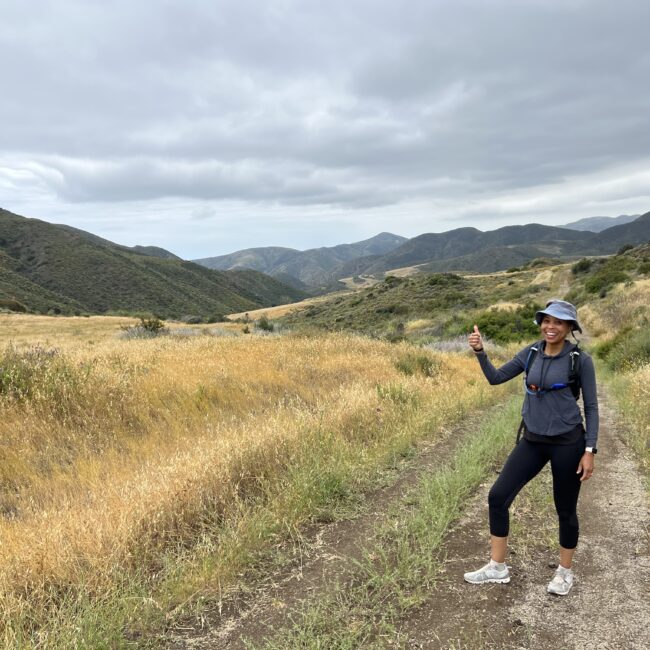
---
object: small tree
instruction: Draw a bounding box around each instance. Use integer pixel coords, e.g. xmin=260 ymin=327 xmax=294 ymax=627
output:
xmin=139 ymin=317 xmax=166 ymax=334
xmin=257 ymin=314 xmax=274 ymax=332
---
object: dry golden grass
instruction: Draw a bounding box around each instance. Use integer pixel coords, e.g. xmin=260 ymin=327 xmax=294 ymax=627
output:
xmin=384 ymin=265 xmax=426 ymax=278
xmin=485 ymin=302 xmax=524 ymax=311
xmin=226 ymin=293 xmax=346 ymax=321
xmin=0 ymin=319 xmax=515 ymax=645
xmin=405 ymin=318 xmax=433 ymax=332
xmin=531 ymin=269 xmax=553 ymax=285
xmin=0 ymin=313 xmax=138 ymax=349
xmin=579 ymin=278 xmax=650 ymax=338
xmin=0 ymin=313 xmax=243 ymax=351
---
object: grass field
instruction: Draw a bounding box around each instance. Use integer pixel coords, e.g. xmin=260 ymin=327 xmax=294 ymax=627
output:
xmin=0 ymin=318 xmax=516 ymax=647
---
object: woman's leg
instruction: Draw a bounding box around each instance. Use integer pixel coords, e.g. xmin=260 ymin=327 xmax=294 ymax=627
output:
xmin=549 ymin=439 xmax=585 ymax=567
xmin=488 ymin=439 xmax=548 ymax=559
xmin=465 ymin=439 xmax=549 ymax=584
xmin=490 ymin=535 xmax=508 ymax=563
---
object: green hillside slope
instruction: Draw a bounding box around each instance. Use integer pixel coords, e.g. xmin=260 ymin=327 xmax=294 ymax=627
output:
xmin=280 ymin=245 xmax=650 ymax=339
xmin=0 ymin=209 xmax=306 ymax=318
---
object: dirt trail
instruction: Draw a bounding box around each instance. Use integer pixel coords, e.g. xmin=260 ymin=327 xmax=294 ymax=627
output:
xmin=166 ymin=403 xmax=506 ymax=649
xmin=167 ymin=388 xmax=649 ymax=649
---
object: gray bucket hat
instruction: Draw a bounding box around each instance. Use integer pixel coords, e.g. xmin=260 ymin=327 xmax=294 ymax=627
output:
xmin=534 ymin=299 xmax=582 ymax=333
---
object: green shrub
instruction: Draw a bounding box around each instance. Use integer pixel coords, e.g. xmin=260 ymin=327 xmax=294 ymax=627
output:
xmin=571 ymin=258 xmax=593 ymax=275
xmin=140 ymin=317 xmax=166 ymax=333
xmin=120 ymin=317 xmax=167 ymax=339
xmin=427 ymin=273 xmax=462 ymax=286
xmin=375 ymin=304 xmax=409 ymax=315
xmin=436 ymin=290 xmax=474 ymax=309
xmin=181 ymin=315 xmax=203 ymax=325
xmin=394 ymin=352 xmax=441 ymax=378
xmin=584 ymin=269 xmax=629 ymax=294
xmin=0 ymin=345 xmax=55 ymax=399
xmin=376 ymin=382 xmax=419 ymax=406
xmin=462 ymin=302 xmax=542 ymax=344
xmin=257 ymin=314 xmax=274 ymax=332
xmin=527 ymin=258 xmax=554 ymax=268
xmin=0 ymin=345 xmax=88 ymax=408
xmin=0 ymin=298 xmax=28 ymax=312
xmin=597 ymin=328 xmax=650 ymax=371
xmin=638 ymin=261 xmax=650 ymax=275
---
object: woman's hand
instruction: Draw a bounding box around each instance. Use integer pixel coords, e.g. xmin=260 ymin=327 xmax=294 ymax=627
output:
xmin=577 ymin=452 xmax=595 ymax=481
xmin=468 ymin=324 xmax=484 ymax=352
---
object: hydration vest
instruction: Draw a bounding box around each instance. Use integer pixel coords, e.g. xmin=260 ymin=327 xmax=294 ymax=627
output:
xmin=516 ymin=342 xmax=582 ymax=444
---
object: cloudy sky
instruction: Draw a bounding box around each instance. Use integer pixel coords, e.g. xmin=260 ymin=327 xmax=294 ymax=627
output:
xmin=1 ymin=0 xmax=649 ymax=258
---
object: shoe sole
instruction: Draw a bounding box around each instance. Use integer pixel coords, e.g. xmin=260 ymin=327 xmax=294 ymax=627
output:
xmin=464 ymin=576 xmax=510 ymax=584
xmin=547 ymin=587 xmax=571 ymax=595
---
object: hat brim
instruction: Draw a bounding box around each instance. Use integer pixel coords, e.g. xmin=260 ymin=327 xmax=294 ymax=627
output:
xmin=534 ymin=309 xmax=582 ymax=333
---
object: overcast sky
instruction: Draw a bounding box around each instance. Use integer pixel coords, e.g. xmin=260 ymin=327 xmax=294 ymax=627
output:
xmin=1 ymin=0 xmax=649 ymax=258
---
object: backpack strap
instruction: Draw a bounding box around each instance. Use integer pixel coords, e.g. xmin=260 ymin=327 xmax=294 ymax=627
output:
xmin=523 ymin=342 xmax=540 ymax=386
xmin=516 ymin=418 xmax=526 ymax=444
xmin=568 ymin=343 xmax=581 ymax=400
xmin=518 ymin=343 xmax=540 ymax=445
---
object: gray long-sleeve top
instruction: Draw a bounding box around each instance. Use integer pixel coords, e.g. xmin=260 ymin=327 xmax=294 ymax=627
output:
xmin=475 ymin=341 xmax=599 ymax=447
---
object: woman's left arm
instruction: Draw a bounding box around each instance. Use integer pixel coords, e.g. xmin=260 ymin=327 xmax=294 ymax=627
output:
xmin=581 ymin=354 xmax=599 ymax=448
xmin=578 ymin=354 xmax=598 ymax=481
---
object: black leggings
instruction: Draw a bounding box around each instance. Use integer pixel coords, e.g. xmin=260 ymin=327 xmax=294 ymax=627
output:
xmin=488 ymin=437 xmax=585 ymax=549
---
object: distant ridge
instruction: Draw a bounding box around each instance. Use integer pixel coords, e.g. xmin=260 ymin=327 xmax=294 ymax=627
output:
xmin=194 ymin=232 xmax=408 ymax=289
xmin=361 ymin=223 xmax=589 ymax=275
xmin=586 ymin=211 xmax=650 ymax=250
xmin=370 ymin=215 xmax=650 ymax=275
xmin=562 ymin=214 xmax=640 ymax=232
xmin=0 ymin=209 xmax=306 ymax=317
xmin=194 ymin=214 xmax=650 ymax=286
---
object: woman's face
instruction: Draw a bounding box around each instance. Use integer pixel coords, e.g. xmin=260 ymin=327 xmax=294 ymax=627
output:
xmin=540 ymin=315 xmax=571 ymax=345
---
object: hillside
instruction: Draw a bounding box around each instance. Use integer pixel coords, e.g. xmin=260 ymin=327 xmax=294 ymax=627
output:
xmin=58 ymin=224 xmax=182 ymax=259
xmin=357 ymin=214 xmax=650 ymax=276
xmin=363 ymin=224 xmax=588 ymax=275
xmin=279 ymin=243 xmax=650 ymax=339
xmin=586 ymin=211 xmax=650 ymax=251
xmin=194 ymin=232 xmax=408 ymax=289
xmin=563 ymin=214 xmax=640 ymax=232
xmin=194 ymin=215 xmax=650 ymax=288
xmin=0 ymin=209 xmax=306 ymax=318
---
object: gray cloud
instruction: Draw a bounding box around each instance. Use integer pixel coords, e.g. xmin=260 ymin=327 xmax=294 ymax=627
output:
xmin=0 ymin=0 xmax=649 ymax=254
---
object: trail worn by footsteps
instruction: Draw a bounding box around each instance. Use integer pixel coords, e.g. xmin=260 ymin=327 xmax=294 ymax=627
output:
xmin=166 ymin=402 xmax=508 ymax=649
xmin=395 ymin=386 xmax=650 ymax=649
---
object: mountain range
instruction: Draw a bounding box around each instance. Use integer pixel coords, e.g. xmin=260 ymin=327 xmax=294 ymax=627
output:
xmin=2 ymin=207 xmax=649 ymax=318
xmin=0 ymin=209 xmax=306 ymax=318
xmin=195 ymin=213 xmax=650 ymax=287
xmin=194 ymin=232 xmax=408 ymax=290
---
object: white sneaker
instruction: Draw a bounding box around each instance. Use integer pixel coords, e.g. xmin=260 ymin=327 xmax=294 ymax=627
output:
xmin=464 ymin=560 xmax=510 ymax=584
xmin=547 ymin=566 xmax=574 ymax=596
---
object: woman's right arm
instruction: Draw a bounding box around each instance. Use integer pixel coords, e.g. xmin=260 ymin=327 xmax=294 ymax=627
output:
xmin=468 ymin=324 xmax=526 ymax=385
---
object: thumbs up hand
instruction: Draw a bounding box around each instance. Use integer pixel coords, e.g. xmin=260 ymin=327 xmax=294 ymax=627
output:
xmin=469 ymin=324 xmax=484 ymax=352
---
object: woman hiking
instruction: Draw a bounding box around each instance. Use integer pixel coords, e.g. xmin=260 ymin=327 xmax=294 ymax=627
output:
xmin=464 ymin=299 xmax=598 ymax=596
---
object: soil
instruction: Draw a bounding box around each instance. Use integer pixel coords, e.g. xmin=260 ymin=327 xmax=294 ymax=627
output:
xmin=166 ymin=388 xmax=649 ymax=649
